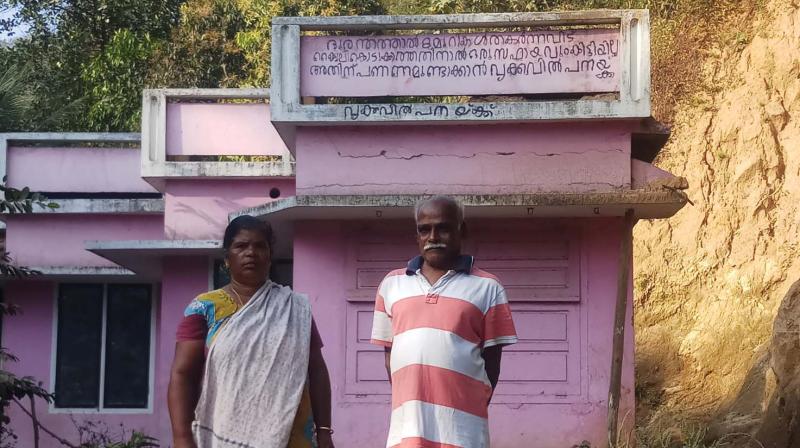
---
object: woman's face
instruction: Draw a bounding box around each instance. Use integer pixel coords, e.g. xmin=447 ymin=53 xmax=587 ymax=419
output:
xmin=226 ymin=228 xmax=271 ymax=286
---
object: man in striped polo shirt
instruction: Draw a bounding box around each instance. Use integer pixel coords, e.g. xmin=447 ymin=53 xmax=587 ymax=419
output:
xmin=371 ymin=196 xmax=518 ymax=448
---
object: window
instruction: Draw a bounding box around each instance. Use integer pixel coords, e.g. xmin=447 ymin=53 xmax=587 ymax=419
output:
xmin=54 ymin=284 xmax=153 ymax=410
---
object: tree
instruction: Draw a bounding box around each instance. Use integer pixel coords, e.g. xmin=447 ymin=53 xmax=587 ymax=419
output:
xmin=0 ymin=0 xmax=184 ymax=132
xmin=148 ymin=0 xmax=249 ymax=89
xmin=0 ymin=61 xmax=33 ymax=132
xmin=81 ymin=29 xmax=158 ymax=131
xmin=149 ymin=0 xmax=385 ymax=89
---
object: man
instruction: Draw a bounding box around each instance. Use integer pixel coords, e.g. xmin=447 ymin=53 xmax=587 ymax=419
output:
xmin=371 ymin=196 xmax=518 ymax=448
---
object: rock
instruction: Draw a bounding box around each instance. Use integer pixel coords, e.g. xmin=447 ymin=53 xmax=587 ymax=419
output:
xmin=754 ymin=279 xmax=800 ymax=447
xmin=634 ymin=0 xmax=800 ymax=441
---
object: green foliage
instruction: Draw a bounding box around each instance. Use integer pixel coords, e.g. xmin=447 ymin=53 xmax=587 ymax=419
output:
xmin=0 ymin=0 xmax=183 ymax=131
xmin=82 ymin=29 xmax=158 ymax=131
xmin=0 ymin=178 xmax=60 ymax=215
xmin=0 ymin=62 xmax=34 ymax=131
xmin=149 ymin=0 xmax=385 ymax=89
xmin=148 ymin=0 xmax=249 ymax=88
xmin=235 ymin=0 xmax=384 ymax=86
xmin=75 ymin=426 xmax=160 ymax=448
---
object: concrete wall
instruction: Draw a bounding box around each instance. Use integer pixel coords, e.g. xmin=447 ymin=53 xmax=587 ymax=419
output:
xmin=295 ymin=123 xmax=633 ymax=196
xmin=6 ymin=146 xmax=157 ymax=193
xmin=165 ymin=103 xmax=288 ymax=157
xmin=5 ymin=215 xmax=164 ymax=267
xmin=293 ymin=217 xmax=635 ymax=448
xmin=163 ymin=179 xmax=295 ymax=240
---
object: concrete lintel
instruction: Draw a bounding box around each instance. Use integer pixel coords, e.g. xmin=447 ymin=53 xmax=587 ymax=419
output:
xmin=0 ymin=132 xmax=140 ymax=144
xmin=5 ymin=198 xmax=164 ymax=215
xmin=273 ymin=10 xmax=642 ymax=30
xmin=86 ymin=240 xmax=223 ymax=278
xmin=145 ymin=88 xmax=270 ymax=100
xmin=86 ymin=239 xmax=222 ymax=252
xmin=141 ymin=161 xmax=295 ymax=185
xmin=232 ymin=191 xmax=687 ymax=223
xmin=272 ymin=101 xmax=650 ymax=126
xmin=23 ymin=266 xmax=135 ymax=278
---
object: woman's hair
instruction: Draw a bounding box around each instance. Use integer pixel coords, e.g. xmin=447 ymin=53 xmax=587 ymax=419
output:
xmin=223 ymin=215 xmax=275 ymax=255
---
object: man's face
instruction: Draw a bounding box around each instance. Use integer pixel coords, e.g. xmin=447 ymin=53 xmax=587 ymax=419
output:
xmin=415 ymin=201 xmax=463 ymax=270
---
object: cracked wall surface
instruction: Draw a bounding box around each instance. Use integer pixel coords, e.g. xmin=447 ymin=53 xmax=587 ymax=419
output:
xmin=295 ymin=123 xmax=633 ymax=196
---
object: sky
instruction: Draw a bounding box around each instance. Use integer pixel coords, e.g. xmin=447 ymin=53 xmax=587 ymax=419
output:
xmin=0 ymin=5 xmax=29 ymax=42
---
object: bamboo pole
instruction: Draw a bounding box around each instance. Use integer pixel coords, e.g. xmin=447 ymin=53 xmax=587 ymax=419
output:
xmin=607 ymin=209 xmax=635 ymax=447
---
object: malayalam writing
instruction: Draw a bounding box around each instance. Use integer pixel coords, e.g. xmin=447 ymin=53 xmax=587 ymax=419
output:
xmin=300 ymin=30 xmax=620 ymax=97
xmin=342 ymin=103 xmax=497 ymax=121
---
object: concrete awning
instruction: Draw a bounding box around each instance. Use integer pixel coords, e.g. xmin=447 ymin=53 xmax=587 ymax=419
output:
xmin=86 ymin=240 xmax=222 ymax=279
xmin=9 ymin=266 xmax=136 ymax=282
xmin=232 ymin=190 xmax=688 ymax=224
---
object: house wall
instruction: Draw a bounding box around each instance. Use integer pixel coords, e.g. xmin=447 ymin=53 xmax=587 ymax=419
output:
xmin=1 ymin=256 xmax=211 ymax=447
xmin=295 ymin=123 xmax=633 ymax=196
xmin=5 ymin=215 xmax=164 ymax=267
xmin=293 ymin=217 xmax=635 ymax=448
xmin=165 ymin=103 xmax=288 ymax=157
xmin=163 ymin=179 xmax=295 ymax=241
xmin=6 ymin=146 xmax=156 ymax=193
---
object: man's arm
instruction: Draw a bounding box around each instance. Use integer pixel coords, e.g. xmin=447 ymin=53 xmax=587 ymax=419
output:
xmin=481 ymin=345 xmax=503 ymax=401
xmin=384 ymin=346 xmax=392 ymax=384
xmin=168 ymin=340 xmax=205 ymax=448
xmin=308 ymin=344 xmax=334 ymax=448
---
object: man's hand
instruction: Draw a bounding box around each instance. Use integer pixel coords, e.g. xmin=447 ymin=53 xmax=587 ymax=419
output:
xmin=317 ymin=429 xmax=335 ymax=448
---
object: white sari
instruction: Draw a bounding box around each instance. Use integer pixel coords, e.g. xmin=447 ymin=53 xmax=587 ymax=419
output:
xmin=193 ymin=281 xmax=313 ymax=448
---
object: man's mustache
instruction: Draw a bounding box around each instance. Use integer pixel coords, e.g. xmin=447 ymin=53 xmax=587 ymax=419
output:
xmin=424 ymin=243 xmax=447 ymax=251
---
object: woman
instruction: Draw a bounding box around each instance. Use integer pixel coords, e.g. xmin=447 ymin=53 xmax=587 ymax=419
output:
xmin=168 ymin=215 xmax=334 ymax=448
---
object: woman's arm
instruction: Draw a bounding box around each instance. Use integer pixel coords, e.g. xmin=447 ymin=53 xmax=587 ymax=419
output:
xmin=168 ymin=340 xmax=206 ymax=448
xmin=308 ymin=344 xmax=334 ymax=448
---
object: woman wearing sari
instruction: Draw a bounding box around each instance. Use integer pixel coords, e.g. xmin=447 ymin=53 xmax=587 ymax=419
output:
xmin=168 ymin=215 xmax=335 ymax=448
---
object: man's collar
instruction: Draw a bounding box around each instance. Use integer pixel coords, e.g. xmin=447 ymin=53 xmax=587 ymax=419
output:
xmin=405 ymin=255 xmax=474 ymax=275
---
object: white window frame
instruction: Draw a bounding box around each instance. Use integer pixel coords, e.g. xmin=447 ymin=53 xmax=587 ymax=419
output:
xmin=49 ymin=282 xmax=157 ymax=414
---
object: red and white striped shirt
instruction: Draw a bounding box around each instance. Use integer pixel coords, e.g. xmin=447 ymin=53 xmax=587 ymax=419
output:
xmin=371 ymin=255 xmax=518 ymax=448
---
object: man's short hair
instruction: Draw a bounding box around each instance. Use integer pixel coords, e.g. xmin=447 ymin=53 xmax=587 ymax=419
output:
xmin=414 ymin=196 xmax=465 ymax=225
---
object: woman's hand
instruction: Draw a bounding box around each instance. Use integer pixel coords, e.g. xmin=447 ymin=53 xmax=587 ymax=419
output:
xmin=173 ymin=435 xmax=198 ymax=448
xmin=317 ymin=430 xmax=335 ymax=448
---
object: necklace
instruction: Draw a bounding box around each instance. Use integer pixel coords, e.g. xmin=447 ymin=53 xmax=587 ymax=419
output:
xmin=229 ymin=286 xmax=245 ymax=309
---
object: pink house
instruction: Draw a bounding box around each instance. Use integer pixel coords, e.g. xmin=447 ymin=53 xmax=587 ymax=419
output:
xmin=1 ymin=10 xmax=686 ymax=448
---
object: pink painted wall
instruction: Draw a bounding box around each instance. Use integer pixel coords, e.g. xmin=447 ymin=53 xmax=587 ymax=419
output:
xmin=2 ymin=281 xmax=162 ymax=447
xmin=6 ymin=146 xmax=156 ymax=193
xmin=166 ymin=103 xmax=288 ymax=156
xmin=1 ymin=257 xmax=211 ymax=447
xmin=163 ymin=179 xmax=295 ymax=240
xmin=4 ymin=215 xmax=164 ymax=267
xmin=295 ymin=123 xmax=633 ymax=195
xmin=293 ymin=218 xmax=635 ymax=448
